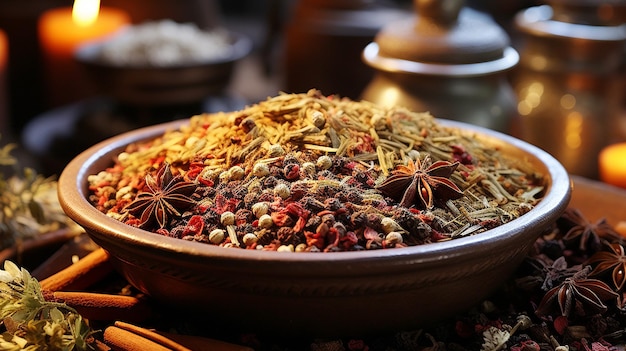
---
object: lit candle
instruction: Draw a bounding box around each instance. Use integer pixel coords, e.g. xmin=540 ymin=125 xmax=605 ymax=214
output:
xmin=599 ymin=143 xmax=626 ymax=189
xmin=38 ymin=0 xmax=130 ymax=107
xmin=0 ymin=29 xmax=7 ymax=71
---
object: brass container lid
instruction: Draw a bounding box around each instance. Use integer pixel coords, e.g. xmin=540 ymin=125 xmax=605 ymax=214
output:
xmin=363 ymin=0 xmax=518 ymax=76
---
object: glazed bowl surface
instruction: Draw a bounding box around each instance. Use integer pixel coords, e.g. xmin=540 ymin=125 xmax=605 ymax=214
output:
xmin=58 ymin=119 xmax=571 ymax=337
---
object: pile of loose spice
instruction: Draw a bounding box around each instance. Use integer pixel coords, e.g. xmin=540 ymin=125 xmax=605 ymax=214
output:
xmin=87 ymin=89 xmax=545 ymax=252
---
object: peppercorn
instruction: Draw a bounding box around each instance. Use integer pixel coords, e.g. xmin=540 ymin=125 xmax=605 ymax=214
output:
xmin=283 ymin=163 xmax=300 ymax=180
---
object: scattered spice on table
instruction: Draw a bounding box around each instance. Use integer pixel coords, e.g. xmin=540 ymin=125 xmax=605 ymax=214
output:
xmin=217 ymin=206 xmax=626 ymax=350
xmin=88 ymin=90 xmax=545 ymax=252
xmin=0 ymin=206 xmax=625 ymax=350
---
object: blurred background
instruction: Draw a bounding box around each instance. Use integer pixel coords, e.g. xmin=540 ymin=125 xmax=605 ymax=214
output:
xmin=0 ymin=0 xmax=624 ymax=185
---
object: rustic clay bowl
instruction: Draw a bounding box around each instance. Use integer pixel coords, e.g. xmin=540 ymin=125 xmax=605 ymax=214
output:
xmin=58 ymin=119 xmax=571 ymax=337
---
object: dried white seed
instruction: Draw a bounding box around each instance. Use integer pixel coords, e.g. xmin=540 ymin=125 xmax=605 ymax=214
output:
xmin=310 ymin=110 xmax=326 ymax=128
xmin=277 ymin=244 xmax=294 ymax=252
xmin=228 ymin=165 xmax=245 ymax=180
xmin=316 ymin=155 xmax=332 ymax=170
xmin=252 ymin=162 xmax=270 ymax=177
xmin=381 ymin=217 xmax=402 ymax=234
xmin=242 ymin=233 xmax=258 ymax=246
xmin=301 ymin=162 xmax=316 ymax=177
xmin=385 ymin=231 xmax=403 ymax=244
xmin=274 ymin=183 xmax=291 ymax=199
xmin=208 ymin=229 xmax=225 ymax=244
xmin=268 ymin=144 xmax=285 ymax=157
xmin=218 ymin=170 xmax=230 ymax=183
xmin=221 ymin=211 xmax=235 ymax=226
xmin=258 ymin=214 xmax=273 ymax=229
xmin=251 ymin=202 xmax=270 ymax=218
xmin=407 ymin=150 xmax=421 ymax=161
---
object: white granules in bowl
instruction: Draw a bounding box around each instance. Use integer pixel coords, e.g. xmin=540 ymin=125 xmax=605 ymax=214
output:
xmin=97 ymin=20 xmax=233 ymax=67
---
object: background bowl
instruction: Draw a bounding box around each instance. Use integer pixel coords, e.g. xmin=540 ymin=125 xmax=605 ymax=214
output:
xmin=58 ymin=119 xmax=571 ymax=337
xmin=74 ymin=31 xmax=252 ymax=106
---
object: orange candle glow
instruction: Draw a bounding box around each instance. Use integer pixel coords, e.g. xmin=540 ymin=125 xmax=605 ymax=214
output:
xmin=38 ymin=1 xmax=130 ymax=107
xmin=0 ymin=29 xmax=7 ymax=71
xmin=0 ymin=29 xmax=8 ymax=131
xmin=599 ymin=143 xmax=626 ymax=189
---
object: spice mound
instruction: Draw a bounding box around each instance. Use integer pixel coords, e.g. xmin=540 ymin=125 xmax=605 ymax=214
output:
xmin=88 ymin=90 xmax=545 ymax=252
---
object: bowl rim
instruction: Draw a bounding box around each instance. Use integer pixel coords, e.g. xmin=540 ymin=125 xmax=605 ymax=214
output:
xmin=58 ymin=118 xmax=572 ymax=269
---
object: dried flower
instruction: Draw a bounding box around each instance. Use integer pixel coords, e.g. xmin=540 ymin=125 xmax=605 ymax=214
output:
xmin=376 ymin=155 xmax=463 ymax=209
xmin=0 ymin=138 xmax=80 ymax=250
xmin=0 ymin=261 xmax=94 ymax=350
xmin=480 ymin=326 xmax=511 ymax=351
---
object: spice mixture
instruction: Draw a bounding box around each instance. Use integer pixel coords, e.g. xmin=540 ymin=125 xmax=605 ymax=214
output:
xmin=88 ymin=90 xmax=545 ymax=252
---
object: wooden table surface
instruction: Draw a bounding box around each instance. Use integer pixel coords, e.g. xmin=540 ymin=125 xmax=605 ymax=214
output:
xmin=570 ymin=175 xmax=626 ymax=225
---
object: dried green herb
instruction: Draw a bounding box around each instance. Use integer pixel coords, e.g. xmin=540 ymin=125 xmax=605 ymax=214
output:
xmin=0 ymin=261 xmax=94 ymax=350
xmin=0 ymin=137 xmax=81 ymax=250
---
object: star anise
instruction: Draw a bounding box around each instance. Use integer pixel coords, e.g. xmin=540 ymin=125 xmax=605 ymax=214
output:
xmin=376 ymin=155 xmax=463 ymax=209
xmin=535 ymin=266 xmax=618 ymax=318
xmin=528 ymin=255 xmax=580 ymax=291
xmin=558 ymin=208 xmax=621 ymax=252
xmin=587 ymin=243 xmax=626 ymax=291
xmin=123 ymin=163 xmax=197 ymax=229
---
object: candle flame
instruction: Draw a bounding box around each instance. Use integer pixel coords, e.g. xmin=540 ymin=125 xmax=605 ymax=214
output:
xmin=72 ymin=0 xmax=101 ymax=27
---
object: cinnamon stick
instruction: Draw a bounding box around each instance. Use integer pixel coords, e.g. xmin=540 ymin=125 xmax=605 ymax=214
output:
xmin=110 ymin=321 xmax=253 ymax=351
xmin=155 ymin=330 xmax=254 ymax=351
xmin=39 ymin=247 xmax=113 ymax=291
xmin=50 ymin=291 xmax=151 ymax=323
xmin=104 ymin=326 xmax=173 ymax=351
